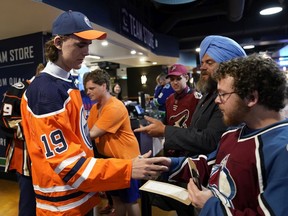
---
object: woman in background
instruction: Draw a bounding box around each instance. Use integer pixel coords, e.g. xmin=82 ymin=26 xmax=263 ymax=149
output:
xmin=112 ymin=82 xmax=123 ymax=101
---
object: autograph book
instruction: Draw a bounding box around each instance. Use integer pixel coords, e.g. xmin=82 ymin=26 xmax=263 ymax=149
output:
xmin=140 ymin=158 xmax=201 ymax=205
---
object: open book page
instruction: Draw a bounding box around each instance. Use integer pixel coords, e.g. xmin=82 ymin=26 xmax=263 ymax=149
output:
xmin=140 ymin=158 xmax=202 ymax=205
xmin=139 ymin=180 xmax=191 ymax=205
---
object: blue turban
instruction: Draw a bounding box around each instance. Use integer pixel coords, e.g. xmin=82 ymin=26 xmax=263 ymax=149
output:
xmin=199 ymin=35 xmax=246 ymax=63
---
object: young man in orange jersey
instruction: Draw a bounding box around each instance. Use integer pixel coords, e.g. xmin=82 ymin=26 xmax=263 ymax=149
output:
xmin=20 ymin=10 xmax=169 ymax=216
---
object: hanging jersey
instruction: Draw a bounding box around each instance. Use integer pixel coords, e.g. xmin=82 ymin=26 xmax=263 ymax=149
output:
xmin=0 ymin=80 xmax=31 ymax=176
xmin=154 ymin=84 xmax=163 ymax=98
xmin=153 ymin=83 xmax=174 ymax=111
xmin=168 ymin=120 xmax=288 ymax=215
xmin=21 ymin=62 xmax=132 ymax=216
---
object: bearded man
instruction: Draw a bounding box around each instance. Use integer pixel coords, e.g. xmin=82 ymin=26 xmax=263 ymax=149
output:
xmin=134 ymin=35 xmax=246 ymax=216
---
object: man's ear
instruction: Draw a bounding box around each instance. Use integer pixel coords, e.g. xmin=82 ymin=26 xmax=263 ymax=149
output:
xmin=53 ymin=36 xmax=62 ymax=49
xmin=245 ymin=91 xmax=258 ymax=107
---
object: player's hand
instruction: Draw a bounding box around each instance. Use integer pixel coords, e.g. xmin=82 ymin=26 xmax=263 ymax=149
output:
xmin=131 ymin=150 xmax=171 ymax=180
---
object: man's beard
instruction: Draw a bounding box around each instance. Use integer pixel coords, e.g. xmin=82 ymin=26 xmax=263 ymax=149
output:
xmin=222 ymin=98 xmax=249 ymax=126
xmin=196 ymin=75 xmax=217 ymax=94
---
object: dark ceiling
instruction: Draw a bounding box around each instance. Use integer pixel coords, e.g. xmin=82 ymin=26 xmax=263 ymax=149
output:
xmin=134 ymin=0 xmax=288 ymax=57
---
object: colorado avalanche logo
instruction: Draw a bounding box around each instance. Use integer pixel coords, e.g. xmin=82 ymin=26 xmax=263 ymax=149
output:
xmin=209 ymin=154 xmax=236 ymax=208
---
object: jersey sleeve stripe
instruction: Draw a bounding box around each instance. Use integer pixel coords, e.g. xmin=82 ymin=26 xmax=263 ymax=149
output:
xmin=72 ymin=158 xmax=97 ymax=188
xmin=55 ymin=152 xmax=86 ymax=174
xmin=63 ymin=157 xmax=86 ymax=183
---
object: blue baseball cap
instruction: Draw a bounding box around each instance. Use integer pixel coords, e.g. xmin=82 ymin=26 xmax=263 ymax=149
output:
xmin=52 ymin=10 xmax=107 ymax=40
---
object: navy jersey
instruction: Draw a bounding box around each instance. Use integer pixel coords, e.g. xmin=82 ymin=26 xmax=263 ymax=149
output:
xmin=154 ymin=84 xmax=163 ymax=98
xmin=153 ymin=83 xmax=175 ymax=111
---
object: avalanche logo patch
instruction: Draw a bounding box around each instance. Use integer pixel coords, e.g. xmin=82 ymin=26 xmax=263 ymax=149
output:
xmin=209 ymin=154 xmax=236 ymax=208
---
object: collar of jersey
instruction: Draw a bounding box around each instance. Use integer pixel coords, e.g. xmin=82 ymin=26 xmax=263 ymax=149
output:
xmin=42 ymin=61 xmax=71 ymax=80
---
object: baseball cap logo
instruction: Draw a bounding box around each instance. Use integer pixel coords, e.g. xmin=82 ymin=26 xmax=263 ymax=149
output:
xmin=84 ymin=16 xmax=93 ymax=28
xmin=171 ymin=65 xmax=177 ymax=72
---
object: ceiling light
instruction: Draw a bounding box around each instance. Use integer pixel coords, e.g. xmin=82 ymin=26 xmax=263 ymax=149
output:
xmin=260 ymin=1 xmax=283 ymax=15
xmin=152 ymin=62 xmax=157 ymax=65
xmin=195 ymin=47 xmax=200 ymax=52
xmin=101 ymin=40 xmax=108 ymax=46
xmin=153 ymin=0 xmax=197 ymax=5
xmin=138 ymin=52 xmax=143 ymax=55
xmin=243 ymin=45 xmax=255 ymax=49
xmin=141 ymin=75 xmax=147 ymax=85
xmin=139 ymin=57 xmax=146 ymax=62
xmin=130 ymin=50 xmax=137 ymax=55
xmin=86 ymin=55 xmax=101 ymax=60
xmin=260 ymin=6 xmax=282 ymax=15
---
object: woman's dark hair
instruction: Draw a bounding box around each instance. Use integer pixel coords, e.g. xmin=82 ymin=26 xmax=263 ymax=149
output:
xmin=112 ymin=82 xmax=123 ymax=100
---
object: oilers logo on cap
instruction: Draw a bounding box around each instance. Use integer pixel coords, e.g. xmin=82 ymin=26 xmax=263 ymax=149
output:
xmin=84 ymin=16 xmax=92 ymax=28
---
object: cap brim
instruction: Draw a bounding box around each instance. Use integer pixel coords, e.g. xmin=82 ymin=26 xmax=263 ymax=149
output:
xmin=74 ymin=30 xmax=107 ymax=40
xmin=166 ymin=72 xmax=184 ymax=78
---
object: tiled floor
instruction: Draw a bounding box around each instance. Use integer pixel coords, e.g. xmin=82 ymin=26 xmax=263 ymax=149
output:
xmin=0 ymin=177 xmax=177 ymax=216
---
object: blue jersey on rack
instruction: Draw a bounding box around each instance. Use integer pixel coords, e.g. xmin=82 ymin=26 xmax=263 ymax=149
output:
xmin=152 ymin=83 xmax=174 ymax=111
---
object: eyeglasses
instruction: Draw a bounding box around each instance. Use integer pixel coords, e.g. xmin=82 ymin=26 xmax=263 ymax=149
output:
xmin=217 ymin=92 xmax=237 ymax=103
xmin=170 ymin=76 xmax=182 ymax=82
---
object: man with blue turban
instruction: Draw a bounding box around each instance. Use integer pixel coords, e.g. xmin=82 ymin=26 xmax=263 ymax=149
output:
xmin=135 ymin=35 xmax=246 ymax=216
xmin=199 ymin=35 xmax=247 ymax=63
xmin=196 ymin=35 xmax=246 ymax=95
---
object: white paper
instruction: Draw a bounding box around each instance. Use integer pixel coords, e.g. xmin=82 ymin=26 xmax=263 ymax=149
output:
xmin=152 ymin=137 xmax=164 ymax=156
xmin=139 ymin=180 xmax=191 ymax=205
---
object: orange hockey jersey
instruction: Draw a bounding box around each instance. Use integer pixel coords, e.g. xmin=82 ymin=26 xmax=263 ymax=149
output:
xmin=21 ymin=62 xmax=132 ymax=215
